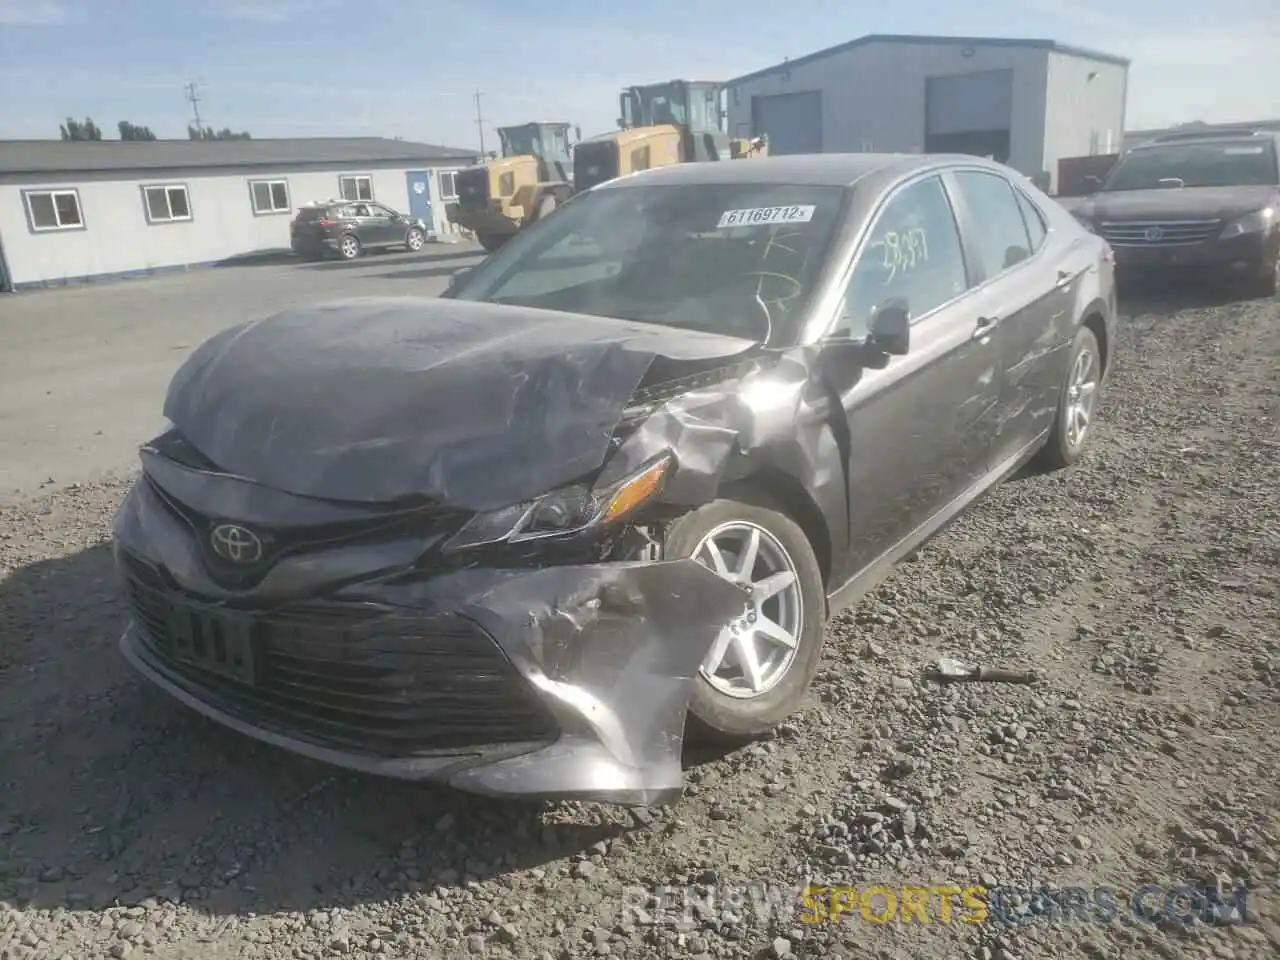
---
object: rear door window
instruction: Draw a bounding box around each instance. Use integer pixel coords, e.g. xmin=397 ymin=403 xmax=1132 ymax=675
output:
xmin=951 ymin=171 xmax=1035 ymax=279
xmin=1013 ymin=189 xmax=1048 ymax=253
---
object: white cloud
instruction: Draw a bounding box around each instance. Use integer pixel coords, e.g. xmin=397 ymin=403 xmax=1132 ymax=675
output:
xmin=218 ymin=0 xmax=348 ymax=22
xmin=0 ymin=0 xmax=70 ymax=24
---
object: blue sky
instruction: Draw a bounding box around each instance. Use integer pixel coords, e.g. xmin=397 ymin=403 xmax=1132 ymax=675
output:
xmin=0 ymin=0 xmax=1276 ymax=148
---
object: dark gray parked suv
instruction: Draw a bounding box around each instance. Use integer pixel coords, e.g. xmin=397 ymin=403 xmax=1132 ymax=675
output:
xmin=1061 ymin=128 xmax=1280 ymax=297
xmin=290 ymin=200 xmax=429 ymax=261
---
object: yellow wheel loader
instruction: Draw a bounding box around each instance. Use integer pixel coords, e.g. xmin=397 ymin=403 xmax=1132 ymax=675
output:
xmin=445 ymin=121 xmax=576 ymax=253
xmin=572 ymin=79 xmax=769 ymax=193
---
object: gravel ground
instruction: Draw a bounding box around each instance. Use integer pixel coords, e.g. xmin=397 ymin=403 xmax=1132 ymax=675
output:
xmin=1 ymin=288 xmax=1278 ymax=960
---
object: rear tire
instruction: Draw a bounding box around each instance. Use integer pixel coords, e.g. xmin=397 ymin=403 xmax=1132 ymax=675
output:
xmin=476 ymin=232 xmax=506 ymax=254
xmin=664 ymin=487 xmax=826 ymax=742
xmin=337 ymin=234 xmax=362 ymax=261
xmin=405 ymin=227 xmax=426 ymax=252
xmin=1037 ymin=324 xmax=1102 ymax=470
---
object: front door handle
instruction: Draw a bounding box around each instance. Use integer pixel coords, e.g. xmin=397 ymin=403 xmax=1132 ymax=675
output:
xmin=972 ymin=315 xmax=999 ymax=340
xmin=1055 ymin=269 xmax=1074 ymax=289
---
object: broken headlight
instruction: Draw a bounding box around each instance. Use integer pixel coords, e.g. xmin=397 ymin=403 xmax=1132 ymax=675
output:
xmin=443 ymin=454 xmax=673 ymax=552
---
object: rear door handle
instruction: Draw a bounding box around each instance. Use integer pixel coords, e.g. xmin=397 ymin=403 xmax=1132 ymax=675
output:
xmin=972 ymin=315 xmax=1000 ymax=340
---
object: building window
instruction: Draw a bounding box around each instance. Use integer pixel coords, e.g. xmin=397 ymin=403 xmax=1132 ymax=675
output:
xmin=23 ymin=189 xmax=84 ymax=232
xmin=250 ymin=179 xmax=291 ymax=215
xmin=438 ymin=171 xmax=458 ymax=201
xmin=142 ymin=184 xmax=192 ymax=223
xmin=338 ymin=175 xmax=373 ymax=201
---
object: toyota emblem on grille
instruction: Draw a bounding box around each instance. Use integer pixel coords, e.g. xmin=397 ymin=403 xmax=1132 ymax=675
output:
xmin=210 ymin=524 xmax=264 ymax=565
xmin=1144 ymin=226 xmax=1164 ymax=241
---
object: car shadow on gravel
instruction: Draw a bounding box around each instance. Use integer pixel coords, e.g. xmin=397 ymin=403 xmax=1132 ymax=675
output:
xmin=0 ymin=542 xmax=634 ymax=920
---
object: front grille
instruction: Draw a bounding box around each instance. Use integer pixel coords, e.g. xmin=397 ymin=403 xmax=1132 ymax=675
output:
xmin=121 ymin=554 xmax=560 ymax=757
xmin=573 ymin=140 xmax=621 ymax=192
xmin=1099 ymin=219 xmax=1222 ymax=246
xmin=142 ymin=467 xmax=469 ymax=590
xmin=455 ymin=167 xmax=490 ymax=210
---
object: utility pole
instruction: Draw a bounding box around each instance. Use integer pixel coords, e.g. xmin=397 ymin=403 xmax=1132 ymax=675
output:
xmin=473 ymin=89 xmax=486 ymax=156
xmin=185 ymin=81 xmax=203 ymax=133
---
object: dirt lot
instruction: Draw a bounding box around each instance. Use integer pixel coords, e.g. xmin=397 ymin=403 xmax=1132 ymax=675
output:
xmin=1 ymin=285 xmax=1278 ymax=960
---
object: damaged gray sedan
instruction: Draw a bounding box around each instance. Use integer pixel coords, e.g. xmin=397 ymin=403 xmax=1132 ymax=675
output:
xmin=114 ymin=154 xmax=1117 ymax=806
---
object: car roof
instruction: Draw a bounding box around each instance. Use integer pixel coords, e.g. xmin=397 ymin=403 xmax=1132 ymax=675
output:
xmin=600 ymin=152 xmax=1011 ymax=189
xmin=1131 ymin=131 xmax=1280 ymax=151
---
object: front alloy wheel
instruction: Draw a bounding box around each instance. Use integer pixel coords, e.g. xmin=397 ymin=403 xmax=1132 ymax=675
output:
xmin=664 ymin=488 xmax=827 ymax=740
xmin=694 ymin=522 xmax=803 ymax=699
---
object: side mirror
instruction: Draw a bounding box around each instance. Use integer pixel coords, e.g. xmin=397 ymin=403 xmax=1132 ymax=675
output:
xmin=867 ymin=300 xmax=911 ymax=355
xmin=444 ymin=266 xmax=474 ymax=296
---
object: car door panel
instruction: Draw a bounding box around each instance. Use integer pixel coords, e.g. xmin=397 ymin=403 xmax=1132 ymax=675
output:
xmin=828 ymin=301 xmax=1000 ymax=584
xmin=822 ymin=173 xmax=999 ymax=586
xmin=946 ymin=170 xmax=1069 ymax=463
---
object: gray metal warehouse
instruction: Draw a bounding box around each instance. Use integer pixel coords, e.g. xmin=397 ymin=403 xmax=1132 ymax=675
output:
xmin=0 ymin=137 xmax=478 ymax=292
xmin=724 ymin=33 xmax=1129 ymax=194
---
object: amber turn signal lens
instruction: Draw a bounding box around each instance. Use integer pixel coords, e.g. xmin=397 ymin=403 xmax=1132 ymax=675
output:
xmin=600 ymin=456 xmax=672 ymax=525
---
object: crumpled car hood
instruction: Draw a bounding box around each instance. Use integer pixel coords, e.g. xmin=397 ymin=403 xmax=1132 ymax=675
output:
xmin=162 ymin=296 xmax=758 ymax=509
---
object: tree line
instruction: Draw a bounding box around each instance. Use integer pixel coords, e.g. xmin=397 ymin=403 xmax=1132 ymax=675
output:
xmin=58 ymin=117 xmax=252 ymax=141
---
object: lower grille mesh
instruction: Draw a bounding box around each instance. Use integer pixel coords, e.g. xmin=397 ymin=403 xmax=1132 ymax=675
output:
xmin=121 ymin=555 xmax=559 ymax=757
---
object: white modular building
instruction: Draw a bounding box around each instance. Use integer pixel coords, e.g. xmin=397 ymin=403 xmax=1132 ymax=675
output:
xmin=0 ymin=137 xmax=478 ymax=291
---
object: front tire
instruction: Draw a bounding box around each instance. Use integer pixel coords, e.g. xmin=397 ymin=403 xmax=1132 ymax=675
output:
xmin=1037 ymin=324 xmax=1102 ymax=470
xmin=476 ymin=232 xmax=506 ymax=254
xmin=337 ymin=233 xmax=362 ymax=261
xmin=664 ymin=488 xmax=826 ymax=741
xmin=1241 ymin=249 xmax=1278 ymax=299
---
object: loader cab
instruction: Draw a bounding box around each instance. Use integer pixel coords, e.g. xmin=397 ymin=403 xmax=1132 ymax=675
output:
xmin=497 ymin=122 xmax=573 ymax=185
xmin=617 ymin=79 xmax=732 ymax=164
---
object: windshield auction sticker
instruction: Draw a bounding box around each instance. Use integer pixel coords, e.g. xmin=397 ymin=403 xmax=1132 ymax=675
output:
xmin=717 ymin=205 xmax=816 ymax=229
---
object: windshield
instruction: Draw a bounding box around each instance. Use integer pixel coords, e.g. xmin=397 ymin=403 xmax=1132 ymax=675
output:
xmin=1103 ymin=140 xmax=1279 ymax=190
xmin=451 ymin=182 xmax=846 ymax=344
xmin=638 ymin=87 xmax=687 ymax=126
xmin=499 ymin=126 xmax=539 ymax=158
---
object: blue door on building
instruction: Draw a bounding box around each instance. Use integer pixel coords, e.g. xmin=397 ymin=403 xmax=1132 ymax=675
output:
xmin=405 ymin=171 xmax=433 ymax=233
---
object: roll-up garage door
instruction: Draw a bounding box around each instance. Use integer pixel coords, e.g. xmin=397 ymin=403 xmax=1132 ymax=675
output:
xmin=751 ymin=91 xmax=823 ymax=155
xmin=925 ymin=69 xmax=1014 ymax=135
xmin=924 ymin=69 xmax=1013 ymax=162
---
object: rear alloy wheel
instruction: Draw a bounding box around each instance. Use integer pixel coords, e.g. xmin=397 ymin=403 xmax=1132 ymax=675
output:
xmin=664 ymin=490 xmax=826 ymax=741
xmin=1037 ymin=324 xmax=1102 ymax=470
xmin=338 ymin=234 xmax=362 ymax=260
xmin=405 ymin=228 xmax=426 ymax=252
